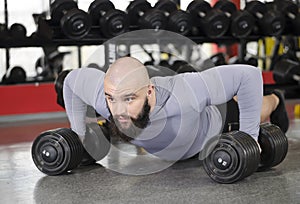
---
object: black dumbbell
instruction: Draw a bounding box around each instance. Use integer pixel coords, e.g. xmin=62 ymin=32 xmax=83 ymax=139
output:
xmin=9 ymin=23 xmax=27 ymax=39
xmin=226 ymin=122 xmax=289 ymax=170
xmin=214 ymin=0 xmax=254 ymax=38
xmin=32 ymin=128 xmax=84 ymax=175
xmin=273 ymin=58 xmax=300 ymax=85
xmin=257 ymin=123 xmax=288 ymax=171
xmin=187 ymin=0 xmax=230 ymax=38
xmin=50 ymin=0 xmax=91 ymax=39
xmin=210 ymin=52 xmax=227 ymax=66
xmin=171 ymin=60 xmax=196 ymax=73
xmin=229 ymin=55 xmax=258 ymax=67
xmin=2 ymin=66 xmax=27 ymax=84
xmin=203 ymin=123 xmax=289 ymax=183
xmin=172 ymin=60 xmax=188 ymax=71
xmin=245 ymin=1 xmax=285 ymax=36
xmin=154 ymin=0 xmax=192 ymax=36
xmin=32 ymin=123 xmax=111 ymax=175
xmin=203 ymin=131 xmax=260 ymax=184
xmin=126 ymin=0 xmax=167 ymax=31
xmin=275 ymin=0 xmax=300 ymax=35
xmin=88 ymin=0 xmax=128 ymax=38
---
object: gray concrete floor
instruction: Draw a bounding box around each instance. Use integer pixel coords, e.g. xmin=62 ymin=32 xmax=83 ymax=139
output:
xmin=1 ymin=101 xmax=300 ymax=204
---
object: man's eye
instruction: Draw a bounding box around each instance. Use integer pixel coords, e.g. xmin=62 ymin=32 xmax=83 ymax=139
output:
xmin=125 ymin=97 xmax=134 ymax=102
xmin=107 ymin=97 xmax=115 ymax=102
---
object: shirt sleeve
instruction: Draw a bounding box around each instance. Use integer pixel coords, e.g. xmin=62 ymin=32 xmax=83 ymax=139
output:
xmin=63 ymin=67 xmax=109 ymax=137
xmin=183 ymin=64 xmax=263 ymax=139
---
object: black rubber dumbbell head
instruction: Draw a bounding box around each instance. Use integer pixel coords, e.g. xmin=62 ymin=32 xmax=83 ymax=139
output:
xmin=155 ymin=0 xmax=191 ymax=35
xmin=214 ymin=0 xmax=254 ymax=38
xmin=32 ymin=128 xmax=84 ymax=175
xmin=5 ymin=66 xmax=27 ymax=84
xmin=88 ymin=0 xmax=115 ymax=25
xmin=187 ymin=0 xmax=229 ymax=37
xmin=257 ymin=123 xmax=288 ymax=171
xmin=89 ymin=0 xmax=128 ymax=37
xmin=10 ymin=23 xmax=27 ymax=39
xmin=100 ymin=9 xmax=129 ymax=37
xmin=127 ymin=0 xmax=152 ymax=25
xmin=51 ymin=0 xmax=78 ymax=24
xmin=203 ymin=131 xmax=260 ymax=184
xmin=60 ymin=8 xmax=91 ymax=39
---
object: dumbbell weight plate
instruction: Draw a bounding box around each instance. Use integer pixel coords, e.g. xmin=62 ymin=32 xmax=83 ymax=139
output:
xmin=230 ymin=11 xmax=254 ymax=38
xmin=167 ymin=10 xmax=191 ymax=35
xmin=83 ymin=123 xmax=111 ymax=162
xmin=204 ymin=10 xmax=229 ymax=38
xmin=172 ymin=60 xmax=188 ymax=71
xmin=61 ymin=9 xmax=91 ymax=39
xmin=261 ymin=11 xmax=285 ymax=36
xmin=176 ymin=64 xmax=196 ymax=73
xmin=203 ymin=131 xmax=260 ymax=184
xmin=99 ymin=9 xmax=129 ymax=37
xmin=32 ymin=128 xmax=84 ymax=175
xmin=140 ymin=9 xmax=167 ymax=30
xmin=88 ymin=0 xmax=115 ymax=25
xmin=257 ymin=123 xmax=288 ymax=171
xmin=6 ymin=66 xmax=27 ymax=84
xmin=187 ymin=0 xmax=211 ymax=22
xmin=273 ymin=58 xmax=300 ymax=84
xmin=154 ymin=0 xmax=177 ymax=15
xmin=50 ymin=0 xmax=78 ymax=24
xmin=245 ymin=1 xmax=267 ymax=18
xmin=127 ymin=0 xmax=152 ymax=26
xmin=279 ymin=1 xmax=299 ymax=34
xmin=9 ymin=23 xmax=27 ymax=39
xmin=215 ymin=0 xmax=237 ymax=15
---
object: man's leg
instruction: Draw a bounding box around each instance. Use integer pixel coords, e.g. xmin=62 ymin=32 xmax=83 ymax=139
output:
xmin=268 ymin=90 xmax=289 ymax=133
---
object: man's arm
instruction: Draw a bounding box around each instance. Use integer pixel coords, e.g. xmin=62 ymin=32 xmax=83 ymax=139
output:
xmin=63 ymin=68 xmax=110 ymax=139
xmin=183 ymin=64 xmax=263 ymax=139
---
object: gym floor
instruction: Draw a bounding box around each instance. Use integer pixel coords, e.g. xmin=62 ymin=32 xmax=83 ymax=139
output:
xmin=1 ymin=100 xmax=300 ymax=204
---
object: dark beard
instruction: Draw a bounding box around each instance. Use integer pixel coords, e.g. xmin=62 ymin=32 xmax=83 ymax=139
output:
xmin=108 ymin=98 xmax=151 ymax=142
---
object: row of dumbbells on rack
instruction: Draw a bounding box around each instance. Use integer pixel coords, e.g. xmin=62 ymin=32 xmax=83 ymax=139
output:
xmin=36 ymin=0 xmax=300 ymax=39
xmin=1 ymin=0 xmax=300 ymax=41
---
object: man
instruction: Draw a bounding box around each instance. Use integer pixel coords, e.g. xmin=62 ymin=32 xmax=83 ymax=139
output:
xmin=63 ymin=57 xmax=288 ymax=161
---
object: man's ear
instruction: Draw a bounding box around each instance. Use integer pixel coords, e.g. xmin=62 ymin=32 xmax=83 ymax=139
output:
xmin=147 ymin=85 xmax=154 ymax=96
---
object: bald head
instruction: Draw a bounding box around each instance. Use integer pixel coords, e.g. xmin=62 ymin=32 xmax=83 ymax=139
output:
xmin=104 ymin=57 xmax=150 ymax=93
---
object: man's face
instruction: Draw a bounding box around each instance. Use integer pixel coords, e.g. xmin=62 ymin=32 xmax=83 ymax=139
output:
xmin=105 ymin=86 xmax=149 ymax=129
xmin=104 ymin=86 xmax=151 ymax=141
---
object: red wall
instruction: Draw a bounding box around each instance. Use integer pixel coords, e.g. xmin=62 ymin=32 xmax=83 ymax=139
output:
xmin=0 ymin=83 xmax=64 ymax=116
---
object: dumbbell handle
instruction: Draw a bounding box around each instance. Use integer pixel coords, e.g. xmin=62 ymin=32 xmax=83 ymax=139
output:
xmin=197 ymin=11 xmax=206 ymax=18
xmin=138 ymin=11 xmax=145 ymax=17
xmin=292 ymin=74 xmax=300 ymax=82
xmin=255 ymin=12 xmax=263 ymax=19
xmin=287 ymin=12 xmax=296 ymax=20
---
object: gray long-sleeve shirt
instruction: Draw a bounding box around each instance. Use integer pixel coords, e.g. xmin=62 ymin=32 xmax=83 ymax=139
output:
xmin=63 ymin=65 xmax=263 ymax=160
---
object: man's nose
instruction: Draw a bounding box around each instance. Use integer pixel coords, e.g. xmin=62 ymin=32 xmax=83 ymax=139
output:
xmin=112 ymin=102 xmax=127 ymax=116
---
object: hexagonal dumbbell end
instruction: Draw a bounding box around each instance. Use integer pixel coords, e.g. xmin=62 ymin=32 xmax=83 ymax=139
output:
xmin=203 ymin=131 xmax=260 ymax=184
xmin=31 ymin=128 xmax=84 ymax=176
xmin=257 ymin=123 xmax=289 ymax=171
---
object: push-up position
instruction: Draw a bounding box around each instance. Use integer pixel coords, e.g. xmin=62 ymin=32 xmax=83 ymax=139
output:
xmin=63 ymin=57 xmax=289 ymax=160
